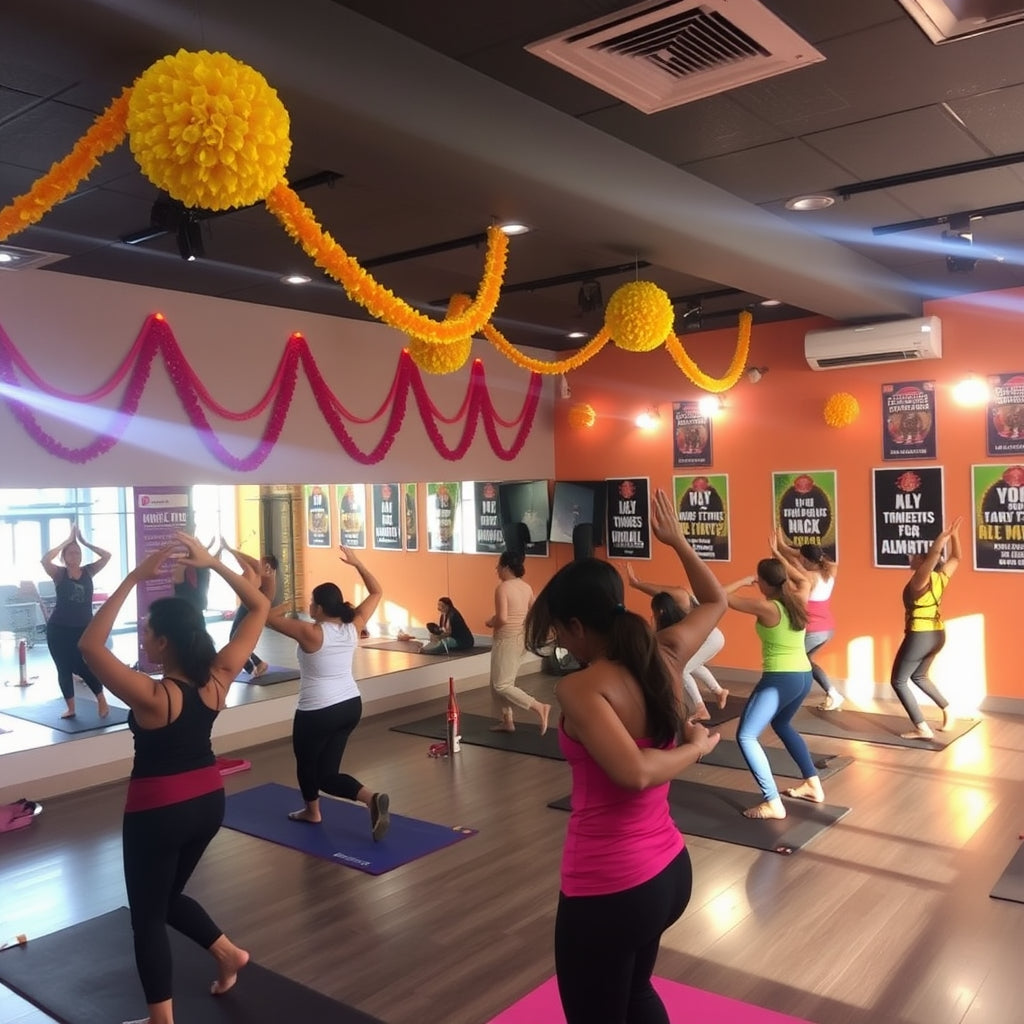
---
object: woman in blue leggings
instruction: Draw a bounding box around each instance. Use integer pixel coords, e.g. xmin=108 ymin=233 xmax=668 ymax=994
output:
xmin=725 ymin=555 xmax=824 ymax=820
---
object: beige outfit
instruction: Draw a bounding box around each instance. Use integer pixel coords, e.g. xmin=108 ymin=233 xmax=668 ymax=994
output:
xmin=489 ymin=577 xmax=535 ymax=716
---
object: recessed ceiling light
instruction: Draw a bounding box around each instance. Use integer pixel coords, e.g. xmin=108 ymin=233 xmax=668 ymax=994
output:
xmin=760 ymin=298 xmax=782 ymax=307
xmin=785 ymin=194 xmax=835 ymax=212
xmin=498 ymin=222 xmax=530 ymax=236
xmin=282 ymin=274 xmax=311 ymax=285
xmin=0 ymin=244 xmax=67 ymax=270
xmin=567 ymin=330 xmax=587 ymax=339
xmin=0 ymin=252 xmax=16 ymax=264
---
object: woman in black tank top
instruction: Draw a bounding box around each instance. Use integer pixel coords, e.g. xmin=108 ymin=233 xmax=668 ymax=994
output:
xmin=79 ymin=533 xmax=270 ymax=1024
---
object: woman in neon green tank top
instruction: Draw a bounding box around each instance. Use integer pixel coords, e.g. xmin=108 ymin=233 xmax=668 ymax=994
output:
xmin=891 ymin=517 xmax=962 ymax=739
xmin=725 ymin=554 xmax=824 ymax=820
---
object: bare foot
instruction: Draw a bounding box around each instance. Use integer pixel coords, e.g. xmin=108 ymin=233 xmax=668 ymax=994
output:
xmin=743 ymin=799 xmax=786 ymax=820
xmin=396 ymin=631 xmax=413 ymax=642
xmin=536 ymin=702 xmax=551 ymax=736
xmin=287 ymin=809 xmax=321 ymax=823
xmin=211 ymin=945 xmax=249 ymax=995
xmin=60 ymin=709 xmax=76 ymax=720
xmin=692 ymin=703 xmax=711 ymax=722
xmin=490 ymin=719 xmax=515 ymax=733
xmin=901 ymin=724 xmax=934 ymax=740
xmin=940 ymin=707 xmax=954 ymax=732
xmin=97 ymin=693 xmax=110 ymax=718
xmin=783 ymin=779 xmax=825 ymax=803
xmin=819 ymin=691 xmax=844 ymax=711
xmin=716 ymin=688 xmax=730 ymax=710
xmin=251 ymin=661 xmax=267 ymax=678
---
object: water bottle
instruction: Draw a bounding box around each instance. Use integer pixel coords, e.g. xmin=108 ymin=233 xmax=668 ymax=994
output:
xmin=18 ymin=639 xmax=27 ymax=686
xmin=446 ymin=676 xmax=461 ymax=754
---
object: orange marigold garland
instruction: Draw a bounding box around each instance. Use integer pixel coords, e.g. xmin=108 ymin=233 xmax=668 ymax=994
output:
xmin=482 ymin=322 xmax=611 ymax=374
xmin=0 ymin=89 xmax=131 ymax=242
xmin=266 ymin=183 xmax=507 ymax=346
xmin=664 ymin=310 xmax=752 ymax=393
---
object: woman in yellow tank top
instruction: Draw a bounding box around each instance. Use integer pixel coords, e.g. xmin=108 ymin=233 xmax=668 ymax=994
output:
xmin=890 ymin=517 xmax=962 ymax=739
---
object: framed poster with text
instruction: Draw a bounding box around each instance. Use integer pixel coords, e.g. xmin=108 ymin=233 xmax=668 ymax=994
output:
xmin=335 ymin=484 xmax=366 ymax=549
xmin=371 ymin=483 xmax=402 ymax=551
xmin=474 ymin=481 xmax=504 ymax=553
xmin=672 ymin=401 xmax=713 ymax=468
xmin=403 ymin=483 xmax=419 ymax=551
xmin=772 ymin=470 xmax=837 ymax=562
xmin=882 ymin=380 xmax=936 ymax=461
xmin=606 ymin=477 xmax=650 ymax=559
xmin=973 ymin=464 xmax=1024 ymax=571
xmin=304 ymin=484 xmax=331 ymax=548
xmin=986 ymin=372 xmax=1024 ymax=456
xmin=872 ymin=467 xmax=944 ymax=567
xmin=427 ymin=481 xmax=461 ymax=552
xmin=673 ymin=474 xmax=730 ymax=561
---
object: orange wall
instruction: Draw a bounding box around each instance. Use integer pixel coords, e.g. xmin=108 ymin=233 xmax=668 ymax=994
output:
xmin=551 ymin=290 xmax=1024 ymax=703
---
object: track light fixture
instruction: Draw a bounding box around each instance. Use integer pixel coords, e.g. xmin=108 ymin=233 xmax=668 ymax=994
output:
xmin=176 ymin=213 xmax=204 ymax=262
xmin=577 ymin=280 xmax=603 ymax=313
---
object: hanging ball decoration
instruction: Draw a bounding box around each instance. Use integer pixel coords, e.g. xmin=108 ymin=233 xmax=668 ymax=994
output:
xmin=823 ymin=391 xmax=860 ymax=428
xmin=568 ymin=402 xmax=597 ymax=429
xmin=407 ymin=294 xmax=474 ymax=374
xmin=604 ymin=281 xmax=675 ymax=353
xmin=127 ymin=49 xmax=292 ymax=210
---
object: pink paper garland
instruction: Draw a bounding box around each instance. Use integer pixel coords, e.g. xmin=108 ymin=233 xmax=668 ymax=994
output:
xmin=0 ymin=315 xmax=541 ymax=468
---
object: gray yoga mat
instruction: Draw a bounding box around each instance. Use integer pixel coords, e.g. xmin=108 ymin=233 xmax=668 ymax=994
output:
xmin=234 ymin=666 xmax=299 ymax=686
xmin=0 ymin=699 xmax=129 ymax=733
xmin=549 ymin=778 xmax=850 ymax=855
xmin=0 ymin=908 xmax=385 ymax=1024
xmin=699 ymin=738 xmax=853 ymax=780
xmin=361 ymin=638 xmax=489 ymax=656
xmin=990 ymin=843 xmax=1024 ymax=903
xmin=392 ymin=711 xmax=562 ymax=759
xmin=791 ymin=706 xmax=979 ymax=750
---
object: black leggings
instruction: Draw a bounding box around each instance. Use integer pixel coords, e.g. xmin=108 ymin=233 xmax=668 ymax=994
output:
xmin=890 ymin=630 xmax=948 ymax=726
xmin=46 ymin=621 xmax=103 ymax=700
xmin=292 ymin=696 xmax=364 ymax=803
xmin=555 ymin=847 xmax=693 ymax=1024
xmin=229 ymin=606 xmax=264 ymax=674
xmin=122 ymin=790 xmax=224 ymax=1004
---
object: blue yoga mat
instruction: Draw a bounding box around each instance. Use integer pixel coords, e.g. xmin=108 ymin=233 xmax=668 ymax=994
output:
xmin=222 ymin=782 xmax=476 ymax=875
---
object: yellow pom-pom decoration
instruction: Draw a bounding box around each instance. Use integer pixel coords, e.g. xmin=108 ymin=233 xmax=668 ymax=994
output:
xmin=568 ymin=402 xmax=596 ymax=429
xmin=823 ymin=392 xmax=860 ymax=428
xmin=407 ymin=337 xmax=473 ymax=375
xmin=128 ymin=49 xmax=291 ymax=210
xmin=604 ymin=281 xmax=675 ymax=353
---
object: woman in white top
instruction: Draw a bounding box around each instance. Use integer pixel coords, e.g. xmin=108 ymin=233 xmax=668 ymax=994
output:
xmin=265 ymin=547 xmax=390 ymax=840
xmin=627 ymin=563 xmax=729 ymax=720
xmin=486 ymin=549 xmax=550 ymax=734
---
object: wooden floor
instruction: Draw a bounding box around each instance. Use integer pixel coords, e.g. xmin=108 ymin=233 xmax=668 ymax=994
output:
xmin=2 ymin=669 xmax=1024 ymax=1024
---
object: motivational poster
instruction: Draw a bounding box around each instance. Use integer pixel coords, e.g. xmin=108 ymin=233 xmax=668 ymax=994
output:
xmin=427 ymin=481 xmax=461 ymax=553
xmin=673 ymin=474 xmax=730 ymax=561
xmin=605 ymin=477 xmax=650 ymax=559
xmin=881 ymin=380 xmax=937 ymax=460
xmin=370 ymin=483 xmax=402 ymax=551
xmin=973 ymin=464 xmax=1024 ymax=571
xmin=872 ymin=467 xmax=944 ymax=568
xmin=474 ymin=481 xmax=505 ymax=553
xmin=335 ymin=484 xmax=366 ymax=549
xmin=672 ymin=401 xmax=713 ymax=468
xmin=403 ymin=483 xmax=419 ymax=551
xmin=304 ymin=484 xmax=331 ymax=548
xmin=772 ymin=470 xmax=837 ymax=562
xmin=986 ymin=372 xmax=1024 ymax=456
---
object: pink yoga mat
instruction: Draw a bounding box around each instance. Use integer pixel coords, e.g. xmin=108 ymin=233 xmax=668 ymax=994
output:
xmin=487 ymin=976 xmax=815 ymax=1024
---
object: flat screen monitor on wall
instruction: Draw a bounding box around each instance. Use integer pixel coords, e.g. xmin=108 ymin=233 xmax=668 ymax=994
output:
xmin=549 ymin=480 xmax=605 ymax=546
xmin=497 ymin=480 xmax=550 ymax=548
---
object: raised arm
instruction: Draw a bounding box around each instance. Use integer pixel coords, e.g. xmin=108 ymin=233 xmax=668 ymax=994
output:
xmin=40 ymin=528 xmax=76 ymax=580
xmin=908 ymin=517 xmax=962 ymax=593
xmin=649 ymin=488 xmax=726 ymax=656
xmin=944 ymin=516 xmax=962 ymax=577
xmin=339 ymin=546 xmax=382 ymax=629
xmin=626 ymin=561 xmax=694 ymax=611
xmin=771 ymin=526 xmax=802 ymax=568
xmin=265 ymin=602 xmax=323 ymax=650
xmin=724 ymin=575 xmax=779 ymax=625
xmin=75 ymin=525 xmax=112 ymax=576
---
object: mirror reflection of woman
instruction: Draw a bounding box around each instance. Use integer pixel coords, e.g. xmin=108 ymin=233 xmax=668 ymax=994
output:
xmin=40 ymin=524 xmax=112 ymax=719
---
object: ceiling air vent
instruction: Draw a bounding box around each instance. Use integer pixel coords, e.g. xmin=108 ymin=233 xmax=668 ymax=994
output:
xmin=526 ymin=0 xmax=824 ymax=114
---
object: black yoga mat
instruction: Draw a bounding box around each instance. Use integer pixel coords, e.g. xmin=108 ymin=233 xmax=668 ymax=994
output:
xmin=234 ymin=666 xmax=299 ymax=686
xmin=0 ymin=907 xmax=385 ymax=1024
xmin=0 ymin=699 xmax=129 ymax=733
xmin=701 ymin=694 xmax=747 ymax=728
xmin=990 ymin=843 xmax=1024 ymax=903
xmin=361 ymin=638 xmax=489 ymax=656
xmin=699 ymin=738 xmax=853 ymax=781
xmin=392 ymin=711 xmax=563 ymax=759
xmin=791 ymin=706 xmax=979 ymax=750
xmin=549 ymin=779 xmax=849 ymax=855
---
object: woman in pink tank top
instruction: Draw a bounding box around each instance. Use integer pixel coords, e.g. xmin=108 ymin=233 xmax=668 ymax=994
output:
xmin=524 ymin=489 xmax=726 ymax=1024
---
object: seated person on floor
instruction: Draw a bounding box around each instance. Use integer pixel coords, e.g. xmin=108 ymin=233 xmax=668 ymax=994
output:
xmin=398 ymin=597 xmax=475 ymax=653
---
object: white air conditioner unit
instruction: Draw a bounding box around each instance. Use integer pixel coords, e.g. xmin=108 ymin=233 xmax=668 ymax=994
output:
xmin=805 ymin=316 xmax=942 ymax=371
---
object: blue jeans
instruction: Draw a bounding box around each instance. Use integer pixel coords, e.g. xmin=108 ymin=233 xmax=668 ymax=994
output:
xmin=737 ymin=671 xmax=816 ymax=802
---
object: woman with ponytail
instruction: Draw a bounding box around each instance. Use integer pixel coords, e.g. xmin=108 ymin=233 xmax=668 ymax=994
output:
xmin=524 ymin=489 xmax=725 ymax=1024
xmin=264 ymin=546 xmax=390 ymax=840
xmin=725 ymin=547 xmax=822 ymax=820
xmin=79 ymin=533 xmax=269 ymax=1024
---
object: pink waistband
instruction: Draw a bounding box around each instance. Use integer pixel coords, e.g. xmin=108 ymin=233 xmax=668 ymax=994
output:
xmin=125 ymin=765 xmax=223 ymax=813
